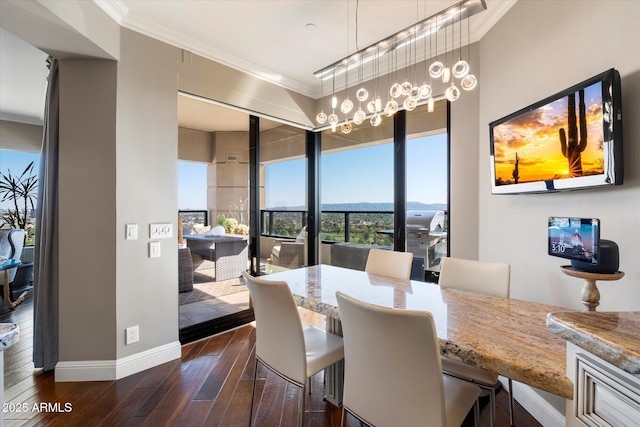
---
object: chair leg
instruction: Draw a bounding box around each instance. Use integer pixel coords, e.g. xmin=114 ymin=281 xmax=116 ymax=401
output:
xmin=308 ymin=377 xmax=312 ymax=394
xmin=300 ymin=384 xmax=307 ymax=427
xmin=489 ymin=386 xmax=496 ymax=427
xmin=249 ymin=358 xmax=258 ymax=427
xmin=508 ymin=378 xmax=515 ymax=426
xmin=474 ymin=398 xmax=480 ymax=427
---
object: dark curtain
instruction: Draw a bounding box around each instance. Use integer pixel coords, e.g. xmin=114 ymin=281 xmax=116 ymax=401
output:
xmin=33 ymin=56 xmax=59 ymax=370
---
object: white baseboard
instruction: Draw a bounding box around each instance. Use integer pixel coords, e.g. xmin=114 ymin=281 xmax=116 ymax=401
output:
xmin=55 ymin=341 xmax=181 ymax=382
xmin=499 ymin=377 xmax=566 ymax=427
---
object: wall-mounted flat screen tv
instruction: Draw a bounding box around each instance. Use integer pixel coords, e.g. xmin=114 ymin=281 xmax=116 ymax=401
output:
xmin=489 ymin=69 xmax=623 ymax=194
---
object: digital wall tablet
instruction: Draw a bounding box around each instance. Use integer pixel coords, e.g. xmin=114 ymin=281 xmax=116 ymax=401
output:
xmin=548 ymin=217 xmax=600 ymax=264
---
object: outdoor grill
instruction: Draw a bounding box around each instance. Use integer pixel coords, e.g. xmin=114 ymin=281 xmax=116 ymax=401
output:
xmin=406 ymin=210 xmax=447 ymax=272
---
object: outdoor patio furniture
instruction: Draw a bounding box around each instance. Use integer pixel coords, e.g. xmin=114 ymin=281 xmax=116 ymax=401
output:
xmin=184 ymin=234 xmax=248 ymax=281
xmin=271 ymin=227 xmax=306 ymax=269
xmin=178 ymin=246 xmax=194 ymax=293
xmin=0 ymin=229 xmax=30 ymax=309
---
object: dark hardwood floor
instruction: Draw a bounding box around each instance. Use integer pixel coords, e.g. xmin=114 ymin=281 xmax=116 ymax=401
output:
xmin=2 ymin=294 xmax=542 ymax=426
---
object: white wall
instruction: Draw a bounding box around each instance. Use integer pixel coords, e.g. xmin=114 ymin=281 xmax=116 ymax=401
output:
xmin=478 ymin=0 xmax=639 ymax=311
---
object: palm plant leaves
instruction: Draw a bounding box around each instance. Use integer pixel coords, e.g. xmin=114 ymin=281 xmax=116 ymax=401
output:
xmin=0 ymin=161 xmax=38 ymax=230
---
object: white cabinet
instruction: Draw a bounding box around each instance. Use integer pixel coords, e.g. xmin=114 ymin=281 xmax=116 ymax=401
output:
xmin=567 ymin=342 xmax=640 ymax=427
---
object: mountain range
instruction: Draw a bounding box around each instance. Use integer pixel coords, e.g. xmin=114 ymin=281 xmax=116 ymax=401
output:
xmin=270 ymin=202 xmax=447 ymax=212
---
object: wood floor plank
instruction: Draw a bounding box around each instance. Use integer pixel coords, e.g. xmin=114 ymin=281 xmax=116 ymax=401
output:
xmin=140 ymin=355 xmax=217 ymax=426
xmin=58 ymin=370 xmax=149 ymax=427
xmin=97 ymin=388 xmax=155 ymax=427
xmin=202 ymin=335 xmax=254 ymax=424
xmin=133 ymin=358 xmax=186 ymax=418
xmin=199 ymin=329 xmax=234 ymax=356
xmin=216 ymin=377 xmax=254 ymax=427
xmin=254 ymin=369 xmax=289 ymax=427
xmin=135 ymin=359 xmax=182 ymax=390
xmin=193 ymin=330 xmax=251 ymax=401
xmin=281 ymin=381 xmax=302 ymax=427
xmin=172 ymin=400 xmax=214 ymax=426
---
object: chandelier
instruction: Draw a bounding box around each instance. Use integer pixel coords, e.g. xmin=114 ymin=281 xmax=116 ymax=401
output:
xmin=314 ymin=0 xmax=487 ymax=133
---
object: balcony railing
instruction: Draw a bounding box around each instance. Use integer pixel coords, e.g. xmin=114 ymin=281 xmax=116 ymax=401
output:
xmin=261 ymin=209 xmax=394 ymax=246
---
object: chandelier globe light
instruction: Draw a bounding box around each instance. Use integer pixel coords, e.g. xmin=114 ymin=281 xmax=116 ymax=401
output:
xmin=314 ymin=0 xmax=486 ymax=132
xmin=356 ymin=87 xmax=369 ymax=101
xmin=353 ymin=108 xmax=366 ymax=124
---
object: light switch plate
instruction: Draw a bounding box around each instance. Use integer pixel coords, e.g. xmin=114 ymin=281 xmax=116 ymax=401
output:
xmin=149 ymin=241 xmax=161 ymax=258
xmin=150 ymin=223 xmax=173 ymax=239
xmin=125 ymin=224 xmax=138 ymax=240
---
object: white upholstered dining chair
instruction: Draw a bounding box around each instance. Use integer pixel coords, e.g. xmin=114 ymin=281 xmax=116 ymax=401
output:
xmin=438 ymin=257 xmax=513 ymax=427
xmin=336 ymin=291 xmax=480 ymax=427
xmin=364 ymin=248 xmax=413 ymax=280
xmin=241 ymin=271 xmax=344 ymax=427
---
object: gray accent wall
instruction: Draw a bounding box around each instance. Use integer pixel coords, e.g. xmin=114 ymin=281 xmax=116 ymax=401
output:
xmin=58 ymin=59 xmax=118 ymax=361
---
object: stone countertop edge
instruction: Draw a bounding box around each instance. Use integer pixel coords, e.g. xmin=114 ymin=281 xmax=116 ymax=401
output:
xmin=546 ymin=311 xmax=640 ymax=376
xmin=0 ymin=323 xmax=20 ymax=351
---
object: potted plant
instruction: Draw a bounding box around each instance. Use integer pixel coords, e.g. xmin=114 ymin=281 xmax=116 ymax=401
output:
xmin=0 ymin=161 xmax=38 ymax=288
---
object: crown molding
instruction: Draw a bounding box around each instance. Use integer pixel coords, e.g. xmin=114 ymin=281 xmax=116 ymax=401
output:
xmin=95 ymin=1 xmax=317 ymax=98
xmin=473 ymin=0 xmax=517 ymax=41
xmin=93 ymin=0 xmax=129 ymax=25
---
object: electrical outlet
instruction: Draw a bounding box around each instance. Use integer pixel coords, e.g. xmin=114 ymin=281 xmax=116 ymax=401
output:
xmin=126 ymin=325 xmax=139 ymax=345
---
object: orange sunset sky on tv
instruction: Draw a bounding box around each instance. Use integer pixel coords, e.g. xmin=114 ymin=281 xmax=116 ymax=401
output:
xmin=492 ymin=82 xmax=605 ymax=184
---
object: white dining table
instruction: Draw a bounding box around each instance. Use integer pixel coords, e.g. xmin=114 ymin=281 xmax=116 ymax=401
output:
xmin=262 ymin=264 xmax=573 ymax=405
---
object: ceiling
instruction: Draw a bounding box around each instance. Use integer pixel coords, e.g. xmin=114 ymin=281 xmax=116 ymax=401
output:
xmin=0 ymin=0 xmax=516 ymax=132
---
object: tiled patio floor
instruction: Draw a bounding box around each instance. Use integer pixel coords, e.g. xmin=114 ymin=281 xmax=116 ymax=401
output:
xmin=178 ymin=262 xmax=292 ymax=329
xmin=178 ymin=267 xmax=250 ymax=329
xmin=179 ymin=289 xmax=250 ymax=328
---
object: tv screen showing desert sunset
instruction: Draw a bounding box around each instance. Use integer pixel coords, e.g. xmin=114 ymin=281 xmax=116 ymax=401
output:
xmin=492 ymin=81 xmax=605 ymax=186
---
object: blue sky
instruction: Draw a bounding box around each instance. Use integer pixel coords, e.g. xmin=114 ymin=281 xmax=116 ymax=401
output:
xmin=2 ymin=134 xmax=446 ymax=211
xmin=177 ymin=132 xmax=448 ymax=210
xmin=178 ymin=161 xmax=208 ymax=209
xmin=265 ymin=133 xmax=447 ymax=208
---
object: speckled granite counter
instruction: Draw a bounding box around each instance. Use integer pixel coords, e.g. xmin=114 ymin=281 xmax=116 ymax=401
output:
xmin=265 ymin=265 xmax=574 ymax=399
xmin=546 ymin=311 xmax=640 ymax=376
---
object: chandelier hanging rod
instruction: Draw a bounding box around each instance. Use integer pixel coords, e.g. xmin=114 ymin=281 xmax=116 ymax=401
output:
xmin=313 ymin=0 xmax=486 ymax=81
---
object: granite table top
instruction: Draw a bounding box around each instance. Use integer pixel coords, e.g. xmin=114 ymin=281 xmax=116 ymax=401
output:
xmin=546 ymin=311 xmax=640 ymax=376
xmin=0 ymin=323 xmax=19 ymax=351
xmin=264 ymin=264 xmax=574 ymax=399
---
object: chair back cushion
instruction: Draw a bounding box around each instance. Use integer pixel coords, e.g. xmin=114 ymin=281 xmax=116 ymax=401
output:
xmin=364 ymin=248 xmax=413 ymax=280
xmin=0 ymin=229 xmax=25 ymax=283
xmin=438 ymin=257 xmax=510 ymax=297
xmin=241 ymin=271 xmax=307 ymax=385
xmin=336 ymin=291 xmax=447 ymax=426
